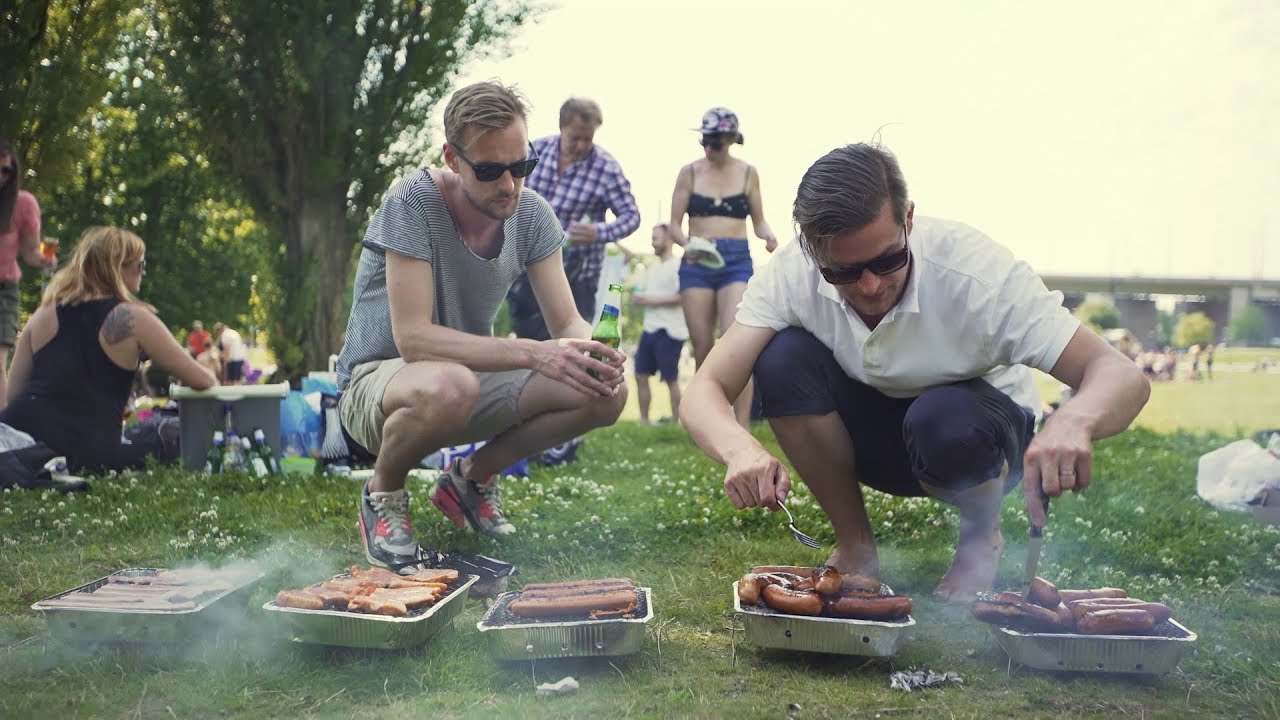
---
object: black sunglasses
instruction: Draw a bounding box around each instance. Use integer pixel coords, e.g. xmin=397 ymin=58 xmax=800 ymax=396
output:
xmin=0 ymin=165 xmax=13 ymax=177
xmin=700 ymin=136 xmax=726 ymax=151
xmin=453 ymin=143 xmax=539 ymax=182
xmin=818 ymin=228 xmax=911 ymax=285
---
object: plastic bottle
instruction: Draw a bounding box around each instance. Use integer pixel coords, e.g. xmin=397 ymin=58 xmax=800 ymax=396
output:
xmin=222 ymin=431 xmax=242 ymax=472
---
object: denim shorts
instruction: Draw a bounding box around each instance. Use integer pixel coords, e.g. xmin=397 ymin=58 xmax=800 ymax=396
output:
xmin=679 ymin=238 xmax=753 ymax=290
xmin=634 ymin=329 xmax=684 ymax=381
xmin=754 ymin=327 xmax=1035 ymax=498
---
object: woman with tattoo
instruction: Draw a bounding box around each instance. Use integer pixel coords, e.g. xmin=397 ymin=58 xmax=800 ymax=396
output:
xmin=0 ymin=226 xmax=216 ymax=472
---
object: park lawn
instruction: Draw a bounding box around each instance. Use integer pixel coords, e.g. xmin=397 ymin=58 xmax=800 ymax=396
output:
xmin=2 ymin=378 xmax=1280 ymax=718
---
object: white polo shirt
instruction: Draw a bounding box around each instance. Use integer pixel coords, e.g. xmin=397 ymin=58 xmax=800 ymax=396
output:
xmin=736 ymin=216 xmax=1080 ymax=417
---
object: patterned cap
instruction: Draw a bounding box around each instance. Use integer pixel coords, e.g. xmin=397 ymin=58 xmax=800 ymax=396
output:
xmin=696 ymin=107 xmax=744 ymax=144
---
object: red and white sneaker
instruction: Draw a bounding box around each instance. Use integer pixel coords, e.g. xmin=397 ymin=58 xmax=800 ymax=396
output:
xmin=358 ymin=485 xmax=419 ymax=571
xmin=428 ymin=461 xmax=516 ymax=538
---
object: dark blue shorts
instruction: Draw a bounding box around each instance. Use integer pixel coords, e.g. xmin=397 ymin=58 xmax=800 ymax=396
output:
xmin=225 ymin=360 xmax=245 ymax=382
xmin=634 ymin=329 xmax=684 ymax=381
xmin=679 ymin=238 xmax=753 ymax=290
xmin=754 ymin=327 xmax=1035 ymax=497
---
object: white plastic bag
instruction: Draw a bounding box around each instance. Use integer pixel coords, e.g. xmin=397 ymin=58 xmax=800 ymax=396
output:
xmin=0 ymin=422 xmax=35 ymax=452
xmin=1197 ymin=439 xmax=1280 ymax=512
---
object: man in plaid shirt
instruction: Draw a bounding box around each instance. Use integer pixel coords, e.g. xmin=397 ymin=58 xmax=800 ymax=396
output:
xmin=509 ymin=97 xmax=641 ymax=339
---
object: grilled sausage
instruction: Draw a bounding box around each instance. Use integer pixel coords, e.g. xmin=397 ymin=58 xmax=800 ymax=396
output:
xmin=1057 ymin=587 xmax=1128 ymax=603
xmin=823 ymin=593 xmax=912 ymax=621
xmin=1068 ymin=598 xmax=1170 ymax=625
xmin=761 ymin=585 xmax=823 ymax=616
xmin=813 ymin=566 xmax=842 ymax=596
xmin=756 ymin=572 xmax=810 ymax=591
xmin=1076 ymin=607 xmax=1157 ymax=635
xmin=1026 ymin=577 xmax=1062 ymax=609
xmin=971 ymin=598 xmax=1066 ymax=632
xmin=750 ymin=565 xmax=815 ymax=578
xmin=737 ymin=574 xmax=763 ymax=605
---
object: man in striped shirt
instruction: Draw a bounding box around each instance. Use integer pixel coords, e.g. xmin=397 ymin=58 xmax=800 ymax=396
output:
xmin=507 ymin=97 xmax=641 ymax=340
xmin=335 ymin=82 xmax=628 ymax=571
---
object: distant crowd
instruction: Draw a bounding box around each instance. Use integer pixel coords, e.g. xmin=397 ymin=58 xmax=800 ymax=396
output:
xmin=1137 ymin=343 xmax=1215 ymax=383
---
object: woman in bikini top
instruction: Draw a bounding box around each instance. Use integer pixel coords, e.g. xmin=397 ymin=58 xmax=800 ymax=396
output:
xmin=667 ymin=107 xmax=778 ymax=428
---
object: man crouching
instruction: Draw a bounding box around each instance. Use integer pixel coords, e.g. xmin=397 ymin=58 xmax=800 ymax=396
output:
xmin=680 ymin=143 xmax=1149 ymax=599
xmin=334 ymin=81 xmax=627 ymax=570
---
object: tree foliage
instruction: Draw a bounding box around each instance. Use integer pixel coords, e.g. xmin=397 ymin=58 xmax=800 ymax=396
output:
xmin=0 ymin=0 xmax=138 ymax=192
xmin=152 ymin=0 xmax=536 ymax=377
xmin=1072 ymin=298 xmax=1121 ymax=332
xmin=35 ymin=9 xmax=272 ymax=336
xmin=1228 ymin=304 xmax=1268 ymax=347
xmin=1173 ymin=311 xmax=1215 ymax=348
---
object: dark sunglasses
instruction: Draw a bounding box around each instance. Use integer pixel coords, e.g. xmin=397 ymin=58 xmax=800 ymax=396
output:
xmin=699 ymin=136 xmax=726 ymax=151
xmin=818 ymin=229 xmax=910 ymax=285
xmin=454 ymin=143 xmax=539 ymax=182
xmin=0 ymin=165 xmax=14 ymax=177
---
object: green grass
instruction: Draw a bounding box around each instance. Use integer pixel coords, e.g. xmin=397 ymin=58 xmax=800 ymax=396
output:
xmin=3 ymin=379 xmax=1280 ymax=718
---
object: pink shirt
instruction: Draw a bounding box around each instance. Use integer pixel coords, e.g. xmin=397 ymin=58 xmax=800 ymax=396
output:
xmin=0 ymin=191 xmax=41 ymax=282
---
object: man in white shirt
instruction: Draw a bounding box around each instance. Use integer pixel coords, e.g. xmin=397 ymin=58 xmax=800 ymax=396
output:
xmin=680 ymin=143 xmax=1150 ymax=600
xmin=632 ymin=224 xmax=688 ymax=424
xmin=213 ymin=322 xmax=248 ymax=385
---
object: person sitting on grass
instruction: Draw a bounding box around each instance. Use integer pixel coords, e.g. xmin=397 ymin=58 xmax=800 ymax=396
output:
xmin=0 ymin=226 xmax=216 ymax=473
xmin=680 ymin=143 xmax=1151 ymax=600
xmin=334 ymin=81 xmax=627 ymax=572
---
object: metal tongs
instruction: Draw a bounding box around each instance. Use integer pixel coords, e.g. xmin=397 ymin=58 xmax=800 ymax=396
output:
xmin=1021 ymin=494 xmax=1051 ymax=600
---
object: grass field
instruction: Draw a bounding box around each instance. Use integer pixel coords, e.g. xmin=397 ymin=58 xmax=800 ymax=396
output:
xmin=2 ymin=360 xmax=1279 ymax=718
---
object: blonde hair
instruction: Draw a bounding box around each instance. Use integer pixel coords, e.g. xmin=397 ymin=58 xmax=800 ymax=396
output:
xmin=41 ymin=226 xmax=152 ymax=310
xmin=443 ymin=81 xmax=529 ymax=150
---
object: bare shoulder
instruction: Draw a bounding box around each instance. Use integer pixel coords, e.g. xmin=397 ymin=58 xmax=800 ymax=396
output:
xmin=101 ymin=302 xmax=156 ymax=344
xmin=23 ymin=305 xmax=58 ymax=345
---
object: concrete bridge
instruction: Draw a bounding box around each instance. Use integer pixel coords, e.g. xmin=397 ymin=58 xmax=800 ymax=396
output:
xmin=1041 ymin=274 xmax=1280 ymax=349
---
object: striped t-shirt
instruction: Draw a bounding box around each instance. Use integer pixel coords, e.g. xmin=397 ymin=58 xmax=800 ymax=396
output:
xmin=336 ymin=169 xmax=563 ymax=390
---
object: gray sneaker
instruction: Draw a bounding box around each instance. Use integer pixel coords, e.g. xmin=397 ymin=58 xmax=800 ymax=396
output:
xmin=359 ymin=485 xmax=420 ymax=570
xmin=428 ymin=461 xmax=516 ymax=538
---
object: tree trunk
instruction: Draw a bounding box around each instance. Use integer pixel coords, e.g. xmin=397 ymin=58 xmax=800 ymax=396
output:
xmin=280 ymin=191 xmax=353 ymax=377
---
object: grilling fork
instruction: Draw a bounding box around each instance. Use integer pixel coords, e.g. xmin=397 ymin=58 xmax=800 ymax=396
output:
xmin=1021 ymin=494 xmax=1051 ymax=599
xmin=778 ymin=500 xmax=822 ymax=549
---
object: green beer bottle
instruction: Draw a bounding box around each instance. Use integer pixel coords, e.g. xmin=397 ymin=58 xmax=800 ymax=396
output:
xmin=205 ymin=431 xmax=224 ymax=475
xmin=590 ymin=290 xmax=622 ymax=380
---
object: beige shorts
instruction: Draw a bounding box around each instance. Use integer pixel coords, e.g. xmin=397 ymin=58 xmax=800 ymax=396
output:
xmin=339 ymin=358 xmax=533 ymax=455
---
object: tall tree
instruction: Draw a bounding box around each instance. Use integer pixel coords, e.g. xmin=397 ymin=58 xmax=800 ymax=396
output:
xmin=153 ymin=0 xmax=535 ymax=376
xmin=40 ymin=11 xmax=272 ymax=335
xmin=0 ymin=0 xmax=138 ymax=192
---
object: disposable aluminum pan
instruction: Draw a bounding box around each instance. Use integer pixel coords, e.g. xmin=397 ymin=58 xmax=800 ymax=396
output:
xmin=262 ymin=574 xmax=477 ymax=650
xmin=732 ymin=581 xmax=914 ymax=657
xmin=476 ymin=586 xmax=653 ymax=660
xmin=992 ymin=619 xmax=1197 ymax=674
xmin=31 ymin=568 xmax=264 ymax=644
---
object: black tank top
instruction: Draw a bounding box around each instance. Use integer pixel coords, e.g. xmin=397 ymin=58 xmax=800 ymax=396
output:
xmin=0 ymin=299 xmax=138 ymax=472
xmin=686 ymin=164 xmax=752 ymax=219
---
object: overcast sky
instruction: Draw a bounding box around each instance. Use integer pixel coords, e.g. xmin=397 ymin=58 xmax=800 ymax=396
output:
xmin=436 ymin=0 xmax=1279 ymax=279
